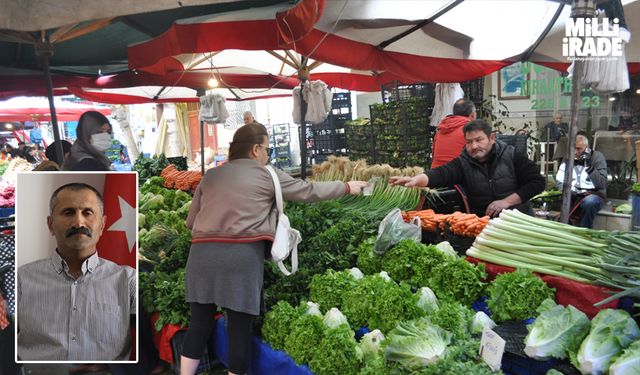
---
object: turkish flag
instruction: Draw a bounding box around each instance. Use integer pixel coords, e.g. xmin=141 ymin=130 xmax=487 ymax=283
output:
xmin=97 ymin=173 xmax=137 ymax=269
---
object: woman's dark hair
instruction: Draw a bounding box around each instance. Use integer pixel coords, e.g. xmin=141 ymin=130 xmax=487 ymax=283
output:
xmin=45 ymin=140 xmax=72 ymax=165
xmin=228 ymin=123 xmax=269 ymax=161
xmin=463 ymin=119 xmax=492 ymax=137
xmin=63 ymin=111 xmax=112 ymax=170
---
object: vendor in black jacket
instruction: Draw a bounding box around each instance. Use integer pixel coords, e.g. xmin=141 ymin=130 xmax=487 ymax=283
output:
xmin=390 ymin=119 xmax=545 ymax=217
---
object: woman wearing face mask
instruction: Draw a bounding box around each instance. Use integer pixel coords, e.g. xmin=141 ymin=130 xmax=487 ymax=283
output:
xmin=62 ymin=111 xmax=113 ymax=171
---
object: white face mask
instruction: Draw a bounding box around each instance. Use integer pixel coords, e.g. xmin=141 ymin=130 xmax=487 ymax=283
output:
xmin=91 ymin=132 xmax=112 ymax=152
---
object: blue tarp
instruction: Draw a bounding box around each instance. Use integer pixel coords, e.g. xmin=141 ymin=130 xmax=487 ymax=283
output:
xmin=214 ymin=317 xmax=313 ymax=375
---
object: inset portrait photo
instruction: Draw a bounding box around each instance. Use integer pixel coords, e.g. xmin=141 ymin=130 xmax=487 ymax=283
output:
xmin=15 ymin=172 xmax=138 ymax=363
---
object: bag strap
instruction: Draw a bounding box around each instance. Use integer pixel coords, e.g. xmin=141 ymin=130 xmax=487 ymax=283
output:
xmin=265 ymin=166 xmax=298 ymax=275
xmin=265 ymin=165 xmax=284 ymax=215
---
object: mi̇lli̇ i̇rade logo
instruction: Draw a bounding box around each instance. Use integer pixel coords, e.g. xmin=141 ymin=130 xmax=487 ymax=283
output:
xmin=562 ymin=17 xmax=623 ymax=61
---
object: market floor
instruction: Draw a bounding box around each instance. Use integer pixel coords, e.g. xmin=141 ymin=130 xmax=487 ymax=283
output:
xmin=20 ymin=363 xmax=228 ymax=375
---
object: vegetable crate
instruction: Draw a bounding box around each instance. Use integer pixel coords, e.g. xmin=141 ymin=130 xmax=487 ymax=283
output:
xmin=494 ymin=321 xmax=581 ymax=375
xmin=381 ymin=78 xmax=484 ymax=105
xmin=171 ymin=329 xmax=220 ymax=375
xmin=306 ymin=91 xmax=353 ymax=164
xmin=367 ymin=97 xmax=433 ymax=168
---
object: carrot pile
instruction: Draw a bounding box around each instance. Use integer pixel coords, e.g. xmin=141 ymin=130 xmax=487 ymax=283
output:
xmin=160 ymin=164 xmax=202 ymax=191
xmin=402 ymin=209 xmax=490 ymax=237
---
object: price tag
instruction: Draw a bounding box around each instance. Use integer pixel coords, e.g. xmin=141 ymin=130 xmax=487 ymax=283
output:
xmin=479 ymin=328 xmax=506 ymax=371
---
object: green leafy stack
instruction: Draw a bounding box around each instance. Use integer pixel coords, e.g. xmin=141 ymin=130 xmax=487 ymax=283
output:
xmin=309 ymin=324 xmax=362 ymax=375
xmin=284 ymin=313 xmax=326 ymax=365
xmin=133 ymin=153 xmax=169 ymax=180
xmin=381 ymin=240 xmax=446 ymax=288
xmin=487 ymin=268 xmax=555 ymax=322
xmin=261 ymin=301 xmax=306 ymax=351
xmin=341 ymin=274 xmax=423 ymax=333
xmin=428 ymin=258 xmax=487 ymax=306
xmin=309 ymin=269 xmax=361 ymax=313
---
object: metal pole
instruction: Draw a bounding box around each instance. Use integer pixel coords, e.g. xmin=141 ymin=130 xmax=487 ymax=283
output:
xmin=197 ymin=89 xmax=206 ymax=176
xmin=35 ymin=36 xmax=64 ymax=166
xmin=299 ymin=80 xmax=308 ymax=179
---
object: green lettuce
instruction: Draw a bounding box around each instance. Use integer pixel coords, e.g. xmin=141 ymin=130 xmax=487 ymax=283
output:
xmin=284 ymin=313 xmax=326 ymax=365
xmin=487 ymin=268 xmax=554 ymax=322
xmin=309 ymin=269 xmax=359 ymax=312
xmin=381 ymin=239 xmax=446 ymax=288
xmin=609 ymin=340 xmax=640 ymax=375
xmin=428 ymin=258 xmax=487 ymax=306
xmin=524 ymin=299 xmax=590 ymax=360
xmin=360 ymin=329 xmax=385 ymax=363
xmin=356 ymin=237 xmax=381 ymax=275
xmin=383 ymin=317 xmax=452 ymax=369
xmin=309 ymin=324 xmax=362 ymax=375
xmin=341 ymin=275 xmax=423 ymax=333
xmin=431 ymin=301 xmax=474 ymax=340
xmin=471 ymin=311 xmax=497 ymax=335
xmin=261 ymin=301 xmax=305 ymax=351
xmin=575 ymin=309 xmax=640 ymax=375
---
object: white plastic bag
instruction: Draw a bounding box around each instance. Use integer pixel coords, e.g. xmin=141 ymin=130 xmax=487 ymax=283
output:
xmin=374 ymin=208 xmax=421 ymax=255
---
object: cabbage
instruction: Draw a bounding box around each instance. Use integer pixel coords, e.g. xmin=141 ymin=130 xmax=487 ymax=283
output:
xmin=416 ymin=287 xmax=439 ymax=314
xmin=471 ymin=311 xmax=497 ymax=335
xmin=305 ymin=301 xmax=322 ymax=316
xmin=609 ymin=340 xmax=640 ymax=375
xmin=383 ymin=317 xmax=452 ymax=369
xmin=323 ymin=307 xmax=349 ymax=329
xmin=360 ymin=329 xmax=385 ymax=362
xmin=348 ymin=267 xmax=365 ymax=279
xmin=524 ymin=299 xmax=590 ymax=360
xmin=435 ymin=241 xmax=458 ymax=259
xmin=574 ymin=309 xmax=640 ymax=374
xmin=377 ymin=271 xmax=392 ymax=282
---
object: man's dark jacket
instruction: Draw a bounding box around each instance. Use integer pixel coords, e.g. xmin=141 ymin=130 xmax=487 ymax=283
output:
xmin=426 ymin=140 xmax=545 ymax=216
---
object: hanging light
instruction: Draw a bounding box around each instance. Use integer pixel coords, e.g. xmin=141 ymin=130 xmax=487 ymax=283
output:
xmin=609 ymin=97 xmax=616 ymax=101
xmin=208 ymin=76 xmax=218 ymax=87
xmin=5 ymin=123 xmax=13 ymax=129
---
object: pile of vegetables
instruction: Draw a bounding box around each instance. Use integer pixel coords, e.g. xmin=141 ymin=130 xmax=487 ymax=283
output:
xmin=486 ymin=268 xmax=555 ymax=322
xmin=572 ymin=309 xmax=640 ymax=374
xmin=160 ymin=164 xmax=202 ymax=191
xmin=138 ymin=177 xmax=193 ymax=329
xmin=403 ymin=209 xmax=490 ymax=237
xmin=524 ymin=299 xmax=590 ymax=361
xmin=1 ymin=157 xmax=32 ymax=184
xmin=133 ymin=153 xmax=169 ymax=179
xmin=0 ymin=160 xmax=8 ymax=176
xmin=0 ymin=182 xmax=15 ymax=207
xmin=468 ymin=209 xmax=640 ymax=306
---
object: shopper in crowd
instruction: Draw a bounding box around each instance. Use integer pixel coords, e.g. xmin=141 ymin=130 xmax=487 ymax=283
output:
xmin=242 ymin=111 xmax=255 ymax=125
xmin=62 ymin=111 xmax=113 ymax=171
xmin=3 ymin=145 xmax=14 ymax=159
xmin=431 ymin=98 xmax=477 ymax=168
xmin=16 ymin=142 xmax=27 ymax=159
xmin=555 ymin=134 xmax=607 ymax=228
xmin=391 ymin=119 xmax=545 ymax=217
xmin=180 ymin=123 xmax=367 ymax=375
xmin=543 ymin=112 xmax=569 ymax=142
xmin=17 ymin=183 xmax=136 ymax=361
xmin=45 ymin=139 xmax=72 ymax=168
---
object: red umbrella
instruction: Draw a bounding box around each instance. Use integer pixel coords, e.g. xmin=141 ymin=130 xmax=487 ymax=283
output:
xmin=0 ymin=96 xmax=111 ymax=121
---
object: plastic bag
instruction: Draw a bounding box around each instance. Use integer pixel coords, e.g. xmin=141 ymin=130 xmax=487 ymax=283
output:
xmin=374 ymin=208 xmax=421 ymax=255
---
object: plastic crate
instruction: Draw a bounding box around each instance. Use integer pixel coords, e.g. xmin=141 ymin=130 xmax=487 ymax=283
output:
xmin=381 ymin=81 xmax=436 ymax=104
xmin=171 ymin=330 xmax=220 ymax=375
xmin=494 ymin=321 xmax=581 ymax=375
xmin=332 ymin=92 xmax=351 ymax=108
xmin=443 ymin=224 xmax=475 ymax=255
xmin=497 ymin=134 xmax=528 ymax=157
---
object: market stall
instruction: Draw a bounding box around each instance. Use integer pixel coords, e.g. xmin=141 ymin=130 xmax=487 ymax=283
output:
xmin=134 ymin=153 xmax=639 ymax=375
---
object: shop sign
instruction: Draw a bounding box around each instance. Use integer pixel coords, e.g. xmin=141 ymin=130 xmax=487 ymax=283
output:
xmin=563 ymin=18 xmax=623 ymax=60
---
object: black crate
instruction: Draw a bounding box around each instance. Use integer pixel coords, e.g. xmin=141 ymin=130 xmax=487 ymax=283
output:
xmin=494 ymin=321 xmax=581 ymax=375
xmin=171 ymin=330 xmax=220 ymax=374
xmin=332 ymin=92 xmax=351 ymax=108
xmin=497 ymin=134 xmax=528 ymax=157
xmin=381 ymin=81 xmax=436 ymax=104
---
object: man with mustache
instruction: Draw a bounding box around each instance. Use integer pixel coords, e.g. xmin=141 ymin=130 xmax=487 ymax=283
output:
xmin=391 ymin=119 xmax=545 ymax=217
xmin=17 ymin=183 xmax=135 ymax=361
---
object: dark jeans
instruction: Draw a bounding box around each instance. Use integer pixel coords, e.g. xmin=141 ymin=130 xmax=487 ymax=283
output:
xmin=574 ymin=193 xmax=604 ymax=228
xmin=182 ymin=303 xmax=255 ymax=375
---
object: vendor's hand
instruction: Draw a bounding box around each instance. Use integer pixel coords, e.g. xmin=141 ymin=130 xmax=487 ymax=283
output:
xmin=347 ymin=181 xmax=368 ymax=195
xmin=389 ymin=174 xmax=429 ymax=187
xmin=485 ymin=199 xmax=511 ymax=217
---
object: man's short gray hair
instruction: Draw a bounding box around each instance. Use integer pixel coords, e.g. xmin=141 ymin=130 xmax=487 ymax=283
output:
xmin=576 ymin=134 xmax=589 ymax=147
xmin=49 ymin=183 xmax=104 ymax=216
